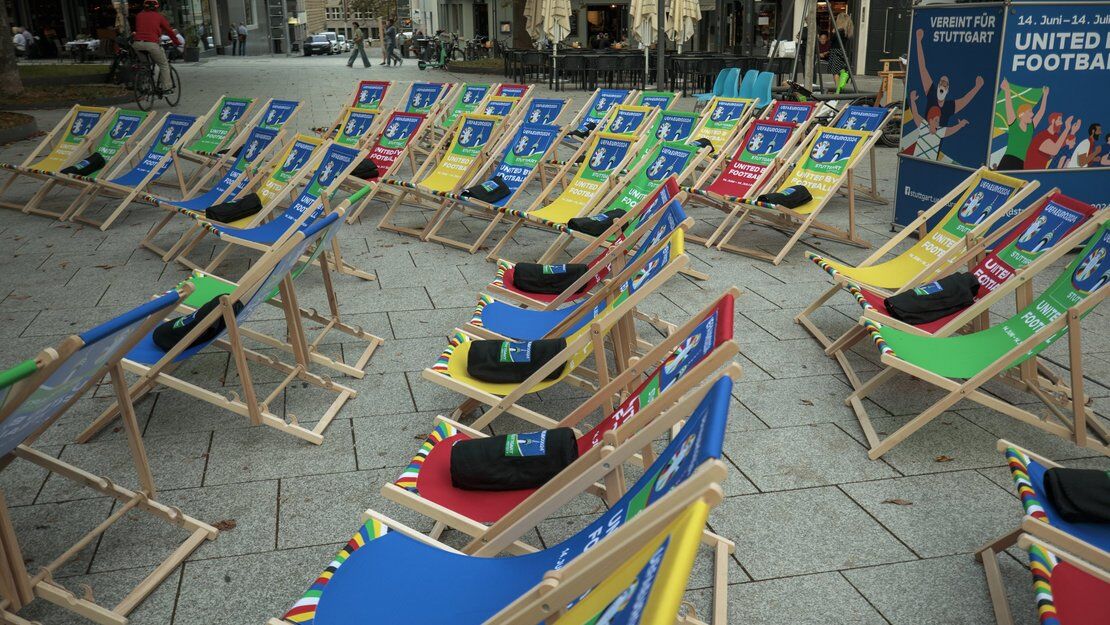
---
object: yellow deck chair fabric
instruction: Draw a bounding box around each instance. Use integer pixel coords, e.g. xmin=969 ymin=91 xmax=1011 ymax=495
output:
xmin=29 ymin=106 xmax=111 ymax=173
xmin=763 ymin=126 xmax=872 ymax=216
xmin=418 ymin=113 xmax=503 ymax=193
xmin=812 ymin=170 xmax=1029 ymax=289
xmin=519 ymin=132 xmax=639 ymax=226
xmin=602 ymin=105 xmax=656 ymax=136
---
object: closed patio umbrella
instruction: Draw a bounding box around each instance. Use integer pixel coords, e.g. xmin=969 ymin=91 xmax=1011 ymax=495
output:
xmin=525 ymin=0 xmax=544 ymax=44
xmin=542 ymin=0 xmax=571 ymax=88
xmin=666 ymin=0 xmax=701 ymax=53
xmin=630 ymin=0 xmax=657 ymax=84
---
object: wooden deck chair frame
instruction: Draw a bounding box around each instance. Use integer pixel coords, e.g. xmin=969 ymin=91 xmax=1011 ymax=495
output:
xmin=715 ymin=124 xmax=884 ymax=265
xmin=77 ymin=210 xmax=361 ymax=447
xmin=0 ymin=287 xmax=217 ymax=625
xmin=64 ymin=111 xmax=210 ymax=230
xmin=381 ymin=361 xmax=740 ymax=625
xmin=140 ymin=132 xmax=325 ymax=267
xmin=376 ymin=112 xmax=508 ymax=238
xmin=682 ymin=118 xmax=810 ymax=247
xmin=975 ymin=441 xmax=1110 ymax=625
xmin=847 ymin=275 xmax=1110 ymax=459
xmin=794 ymin=176 xmax=1043 ymax=390
xmin=482 ymin=130 xmax=649 ymax=264
xmin=423 ymin=236 xmax=691 ymax=432
xmin=419 ymin=121 xmax=571 ymax=252
xmin=535 ymin=142 xmax=711 ymax=268
xmin=0 ymin=104 xmax=116 ymax=213
xmin=18 ymin=109 xmax=159 ymax=221
xmin=267 ymin=450 xmax=727 ymax=625
xmin=483 ymin=188 xmax=683 ymax=312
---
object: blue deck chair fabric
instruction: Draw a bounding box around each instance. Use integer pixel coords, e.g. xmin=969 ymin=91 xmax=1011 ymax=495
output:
xmin=159 ymin=126 xmax=281 ymax=212
xmin=281 ymin=376 xmax=732 ymax=625
xmin=405 ymin=82 xmax=449 ymax=113
xmin=1008 ymin=447 xmax=1110 ymax=550
xmin=259 ymin=99 xmax=301 ymax=129
xmin=523 ymin=98 xmax=568 ymax=126
xmin=474 ymin=123 xmax=562 ymax=209
xmin=753 ymin=71 xmax=774 ymax=108
xmin=203 ymin=143 xmax=361 ymax=245
xmin=473 ymin=201 xmax=687 ymax=340
xmin=126 ymin=212 xmax=345 ymax=367
xmin=0 ymin=290 xmax=182 ymax=458
xmin=737 ymin=69 xmax=759 ymax=100
xmin=108 ymin=113 xmax=198 ymax=188
xmin=656 ymin=111 xmax=700 ymax=142
xmin=834 ymin=105 xmax=889 ymax=132
xmin=577 ymin=89 xmax=632 ymax=133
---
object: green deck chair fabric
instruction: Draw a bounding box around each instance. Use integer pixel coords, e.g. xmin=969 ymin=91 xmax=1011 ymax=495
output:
xmin=81 ymin=109 xmax=152 ymax=181
xmin=186 ymin=96 xmax=254 ymax=154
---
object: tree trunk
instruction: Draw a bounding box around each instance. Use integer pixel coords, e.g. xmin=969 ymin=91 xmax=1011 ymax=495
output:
xmin=512 ymin=0 xmax=531 ymax=48
xmin=0 ymin=0 xmax=24 ymax=98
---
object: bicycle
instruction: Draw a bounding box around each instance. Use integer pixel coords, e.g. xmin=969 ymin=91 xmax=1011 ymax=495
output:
xmin=783 ymin=80 xmax=902 ymax=148
xmin=132 ymin=49 xmax=181 ymax=111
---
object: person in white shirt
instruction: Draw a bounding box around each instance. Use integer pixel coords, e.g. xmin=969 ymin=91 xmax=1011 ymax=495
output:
xmin=1068 ymin=123 xmax=1102 ymax=168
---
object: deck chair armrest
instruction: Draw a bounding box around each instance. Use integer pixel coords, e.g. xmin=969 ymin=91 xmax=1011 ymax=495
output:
xmin=359 ymin=508 xmax=463 ymax=553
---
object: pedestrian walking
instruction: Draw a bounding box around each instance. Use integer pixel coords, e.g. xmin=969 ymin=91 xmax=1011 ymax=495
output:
xmin=347 ymin=22 xmax=370 ymax=67
xmin=227 ymin=27 xmax=237 ymax=55
xmin=384 ymin=20 xmax=402 ymax=66
xmin=237 ymin=22 xmax=247 ymax=56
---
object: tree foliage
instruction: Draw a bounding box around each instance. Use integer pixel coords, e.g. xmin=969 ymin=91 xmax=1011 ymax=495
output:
xmin=0 ymin=0 xmax=23 ymax=98
xmin=346 ymin=0 xmax=396 ymax=21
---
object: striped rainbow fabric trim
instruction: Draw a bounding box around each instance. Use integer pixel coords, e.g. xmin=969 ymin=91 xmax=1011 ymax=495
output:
xmin=469 ymin=294 xmax=494 ymax=328
xmin=862 ymin=321 xmax=894 ymax=357
xmin=845 ymin=282 xmax=874 ymax=312
xmin=430 ymin=332 xmax=467 ymax=374
xmin=394 ymin=421 xmax=459 ymax=492
xmin=1004 ymin=447 xmax=1049 ymax=523
xmin=1028 ymin=542 xmax=1061 ymax=625
xmin=282 ymin=517 xmax=390 ymax=624
xmin=491 ymin=259 xmax=514 ymax=288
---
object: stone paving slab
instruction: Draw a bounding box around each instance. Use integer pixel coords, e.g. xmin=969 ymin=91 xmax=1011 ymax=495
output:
xmin=0 ymin=54 xmax=1104 ymax=624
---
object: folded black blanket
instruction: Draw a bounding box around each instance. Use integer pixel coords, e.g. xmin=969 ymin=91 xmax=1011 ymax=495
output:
xmin=466 ymin=338 xmax=566 ymax=383
xmin=205 ymin=193 xmax=263 ymax=223
xmin=511 ymin=263 xmax=589 ymax=294
xmin=884 ymin=272 xmax=980 ymax=325
xmin=567 ymin=209 xmax=626 ymax=237
xmin=450 ymin=427 xmax=579 ymax=490
xmin=153 ymin=296 xmax=243 ymax=352
xmin=1043 ymin=467 xmax=1110 ymax=524
xmin=60 ymin=152 xmax=106 ymax=176
xmin=462 ymin=176 xmax=510 ymax=203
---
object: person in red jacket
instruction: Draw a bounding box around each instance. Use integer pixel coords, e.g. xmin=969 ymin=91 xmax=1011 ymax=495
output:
xmin=132 ymin=0 xmax=175 ymax=92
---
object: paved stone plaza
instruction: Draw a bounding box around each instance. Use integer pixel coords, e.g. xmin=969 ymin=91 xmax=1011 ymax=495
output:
xmin=0 ymin=55 xmax=1107 ymax=624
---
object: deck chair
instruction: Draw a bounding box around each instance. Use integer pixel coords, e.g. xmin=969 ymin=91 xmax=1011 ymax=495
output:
xmin=479 ymin=94 xmax=526 ymax=124
xmin=313 ymin=80 xmax=393 ymax=137
xmin=424 ymin=228 xmax=689 ymax=431
xmin=976 ymin=441 xmax=1110 ymax=625
xmin=192 ymin=141 xmax=370 ymax=281
xmin=851 ymin=221 xmax=1110 ymax=459
xmin=377 ymin=112 xmax=508 ymax=237
xmin=64 ymin=112 xmax=206 ymax=230
xmin=421 ymin=121 xmax=566 ymax=252
xmin=78 ymin=210 xmax=362 ymax=446
xmin=794 ymin=169 xmax=1037 ymax=357
xmin=715 ymin=124 xmax=880 ymax=264
xmin=135 ymin=124 xmax=285 ymax=255
xmin=830 ymin=104 xmax=894 ymax=204
xmin=688 ymin=96 xmax=757 ymax=156
xmin=764 ymin=100 xmax=817 ymax=124
xmin=0 ymin=104 xmax=114 ymax=212
xmin=434 ymin=82 xmax=495 ymax=137
xmin=651 ymin=110 xmax=701 ymax=143
xmin=564 ymin=88 xmax=636 ymax=138
xmin=143 ymin=133 xmax=325 ymax=265
xmin=486 ymin=177 xmax=685 ymax=311
xmin=16 ymin=108 xmax=156 ymax=220
xmin=182 ymin=98 xmax=301 ymax=177
xmin=683 ymin=118 xmax=808 ymax=246
xmin=329 ymin=107 xmax=384 ymax=149
xmin=521 ymin=96 xmax=571 ymax=126
xmin=271 ymin=373 xmax=734 ymax=625
xmin=563 ymin=102 xmax=654 ymax=154
xmin=0 ymin=287 xmax=216 ymax=624
xmin=483 ymin=130 xmax=644 ymax=262
xmin=178 ymin=95 xmax=255 ymax=161
xmin=494 ymin=82 xmax=532 ymax=99
xmin=341 ymin=111 xmax=432 ymax=223
xmin=468 ymin=201 xmax=691 ymax=343
xmin=637 ymin=89 xmax=678 ymax=110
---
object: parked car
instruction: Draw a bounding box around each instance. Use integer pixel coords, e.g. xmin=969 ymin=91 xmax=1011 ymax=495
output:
xmin=336 ymin=34 xmax=350 ymax=53
xmin=320 ymin=31 xmax=339 ymax=54
xmin=304 ymin=34 xmax=334 ymax=56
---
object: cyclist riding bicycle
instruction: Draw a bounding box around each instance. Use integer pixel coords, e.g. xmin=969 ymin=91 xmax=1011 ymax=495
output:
xmin=133 ymin=0 xmax=175 ymax=94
